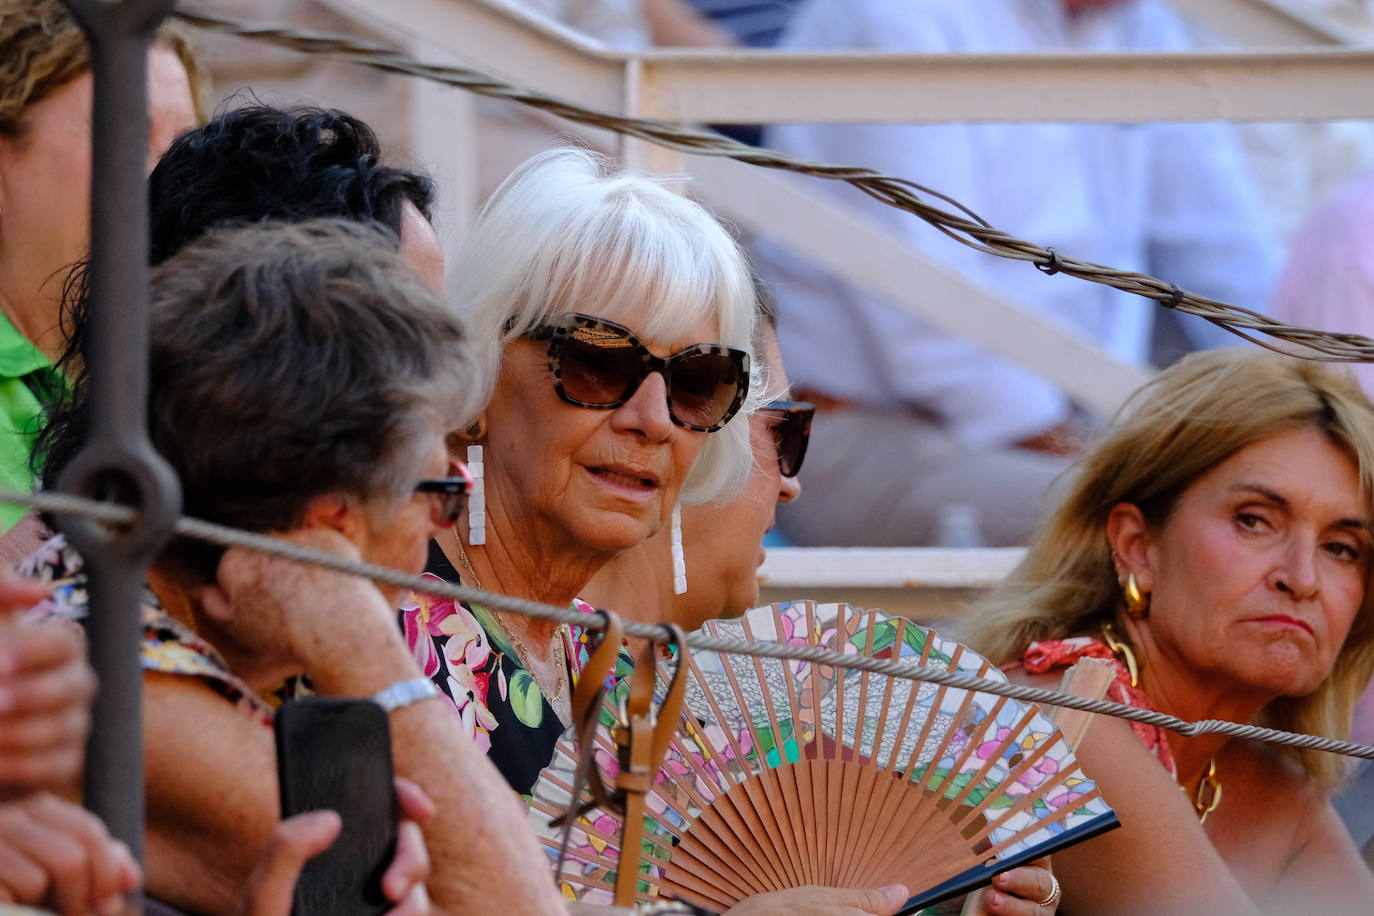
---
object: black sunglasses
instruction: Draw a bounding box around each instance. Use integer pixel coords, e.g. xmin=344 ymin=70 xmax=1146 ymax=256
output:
xmin=414 ymin=461 xmax=473 ymax=527
xmin=524 ymin=313 xmax=751 ymax=433
xmin=758 ymin=400 xmax=814 ymax=478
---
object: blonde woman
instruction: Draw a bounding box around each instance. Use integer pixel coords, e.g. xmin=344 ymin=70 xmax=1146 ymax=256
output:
xmin=966 ymin=348 xmax=1374 ymax=914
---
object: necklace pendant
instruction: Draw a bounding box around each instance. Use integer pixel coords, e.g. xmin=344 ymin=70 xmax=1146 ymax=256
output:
xmin=1193 ymin=757 xmax=1222 ymax=823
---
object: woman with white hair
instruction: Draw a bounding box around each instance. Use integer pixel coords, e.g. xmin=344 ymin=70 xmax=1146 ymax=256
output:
xmin=403 ymin=149 xmax=1062 ymax=916
xmin=402 ymin=147 xmax=762 ymax=793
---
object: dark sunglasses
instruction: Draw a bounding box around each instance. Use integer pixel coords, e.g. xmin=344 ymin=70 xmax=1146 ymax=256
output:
xmin=758 ymin=400 xmax=814 ymax=478
xmin=414 ymin=461 xmax=473 ymax=527
xmin=524 ymin=313 xmax=751 ymax=433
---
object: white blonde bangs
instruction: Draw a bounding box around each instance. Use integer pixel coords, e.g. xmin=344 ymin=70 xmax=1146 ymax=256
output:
xmin=453 ymin=147 xmax=762 ymax=504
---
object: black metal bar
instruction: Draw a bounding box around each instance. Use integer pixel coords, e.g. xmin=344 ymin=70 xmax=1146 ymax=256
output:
xmin=56 ymin=0 xmax=183 ymax=905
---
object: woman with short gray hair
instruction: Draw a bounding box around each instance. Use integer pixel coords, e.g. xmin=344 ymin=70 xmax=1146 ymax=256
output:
xmin=402 ymin=147 xmax=761 ymax=790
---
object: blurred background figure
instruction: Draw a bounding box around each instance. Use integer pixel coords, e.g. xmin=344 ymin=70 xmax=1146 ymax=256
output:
xmin=756 ymin=0 xmax=1281 ymax=548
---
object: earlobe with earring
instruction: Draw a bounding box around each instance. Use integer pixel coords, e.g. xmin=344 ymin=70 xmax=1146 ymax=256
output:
xmin=1121 ymin=572 xmax=1149 ymax=618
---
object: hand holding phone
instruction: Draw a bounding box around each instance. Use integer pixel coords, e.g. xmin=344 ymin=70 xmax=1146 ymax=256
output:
xmin=242 ymin=776 xmax=434 ymax=916
xmin=275 ymin=697 xmax=398 ymax=915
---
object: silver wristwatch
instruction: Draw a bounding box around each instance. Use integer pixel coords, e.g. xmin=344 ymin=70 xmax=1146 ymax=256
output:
xmin=371 ymin=677 xmax=439 ymax=713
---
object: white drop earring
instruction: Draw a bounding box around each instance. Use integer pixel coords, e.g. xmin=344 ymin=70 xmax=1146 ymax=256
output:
xmin=467 ymin=444 xmax=485 ymax=546
xmin=671 ymin=504 xmax=686 ymax=595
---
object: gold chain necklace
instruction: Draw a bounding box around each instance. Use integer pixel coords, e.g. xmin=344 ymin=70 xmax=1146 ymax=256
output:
xmin=1099 ymin=622 xmax=1221 ymax=823
xmin=452 ymin=525 xmax=569 ymax=705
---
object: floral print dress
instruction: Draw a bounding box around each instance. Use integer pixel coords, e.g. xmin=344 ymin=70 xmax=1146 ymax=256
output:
xmin=20 ymin=533 xmax=276 ymax=728
xmin=399 ymin=541 xmax=607 ymax=796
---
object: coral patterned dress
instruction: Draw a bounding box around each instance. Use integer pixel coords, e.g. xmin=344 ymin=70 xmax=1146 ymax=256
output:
xmin=1014 ymin=634 xmax=1178 ymax=778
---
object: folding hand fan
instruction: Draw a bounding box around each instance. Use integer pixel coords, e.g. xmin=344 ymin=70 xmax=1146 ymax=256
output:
xmin=528 ymin=601 xmax=1119 ymax=914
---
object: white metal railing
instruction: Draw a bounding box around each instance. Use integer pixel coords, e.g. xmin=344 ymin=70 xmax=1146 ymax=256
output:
xmin=340 ymin=0 xmax=1374 ymax=124
xmin=299 ymin=0 xmax=1374 ymax=592
xmin=758 ymin=547 xmax=1022 ymax=590
xmin=325 ymin=0 xmax=1374 ymax=418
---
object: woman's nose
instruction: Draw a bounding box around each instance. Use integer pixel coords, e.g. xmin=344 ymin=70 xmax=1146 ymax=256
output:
xmin=610 ymin=371 xmax=674 ymax=441
xmin=1272 ymin=538 xmax=1320 ymax=601
xmin=778 ymin=470 xmax=802 ymax=504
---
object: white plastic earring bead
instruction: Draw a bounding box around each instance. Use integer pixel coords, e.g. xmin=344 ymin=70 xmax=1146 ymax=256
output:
xmin=467 ymin=444 xmax=486 ymax=546
xmin=671 ymin=504 xmax=686 ymax=595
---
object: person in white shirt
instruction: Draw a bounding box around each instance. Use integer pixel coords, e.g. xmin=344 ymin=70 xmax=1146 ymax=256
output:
xmin=758 ymin=0 xmax=1280 ymax=547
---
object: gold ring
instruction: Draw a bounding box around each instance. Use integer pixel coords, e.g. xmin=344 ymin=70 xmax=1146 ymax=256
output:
xmin=1034 ymin=874 xmax=1061 ymax=909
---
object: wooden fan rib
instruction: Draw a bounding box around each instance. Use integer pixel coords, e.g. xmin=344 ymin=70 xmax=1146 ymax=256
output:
xmin=970 ymin=764 xmax=1100 ymax=855
xmin=658 ymin=865 xmax=742 ymax=913
xmin=848 ymin=618 xmax=943 ymax=883
xmin=828 ymin=610 xmax=878 ymax=884
xmin=882 ymin=623 xmax=935 ymax=776
xmin=899 ymin=643 xmax=975 ymax=784
xmin=684 ymin=652 xmax=753 ymax=786
xmin=667 ymin=819 xmax=771 ymax=901
xmin=532 ymin=770 xmax=685 ymax=847
xmin=850 ymin=608 xmax=878 ymax=757
xmin=768 ymin=604 xmax=821 ymax=886
xmin=739 ymin=614 xmax=808 ymax=891
xmin=979 ymin=783 xmax=1107 ymax=859
xmin=957 ymin=726 xmax=1067 ymax=831
xmin=666 ymin=729 xmax=731 ymax=810
xmin=832 ymin=756 xmax=884 ymax=888
xmin=944 ymin=706 xmax=1041 ymax=821
xmin=690 ymin=777 xmax=789 ymax=892
xmin=930 ymin=693 xmax=1012 ymax=815
xmin=802 ymin=602 xmax=827 ymax=885
xmin=865 ymin=616 xmax=903 ymax=768
xmin=708 ymin=642 xmax=796 ymax=889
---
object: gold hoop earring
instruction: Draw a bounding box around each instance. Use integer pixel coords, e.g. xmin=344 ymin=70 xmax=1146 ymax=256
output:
xmin=1122 ymin=573 xmax=1149 ymax=619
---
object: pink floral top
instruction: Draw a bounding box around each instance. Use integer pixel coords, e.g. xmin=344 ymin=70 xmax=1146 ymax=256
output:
xmin=398 ymin=542 xmax=604 ymax=795
xmin=1015 ymin=634 xmax=1177 ymax=777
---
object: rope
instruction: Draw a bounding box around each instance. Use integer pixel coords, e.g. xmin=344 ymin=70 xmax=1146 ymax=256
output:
xmin=170 ymin=6 xmax=1374 ymax=364
xmin=15 ymin=487 xmax=1374 ymax=762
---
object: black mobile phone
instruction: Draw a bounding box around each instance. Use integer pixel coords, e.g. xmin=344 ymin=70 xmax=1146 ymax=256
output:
xmin=274 ymin=697 xmax=398 ymax=916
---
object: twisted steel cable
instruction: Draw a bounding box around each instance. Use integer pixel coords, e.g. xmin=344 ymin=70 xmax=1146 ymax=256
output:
xmin=171 ymin=6 xmax=1374 ymax=362
xmin=14 ymin=487 xmax=1374 ymax=762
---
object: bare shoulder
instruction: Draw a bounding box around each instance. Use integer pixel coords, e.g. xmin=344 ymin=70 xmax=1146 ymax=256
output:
xmin=1224 ymin=742 xmax=1374 ymax=912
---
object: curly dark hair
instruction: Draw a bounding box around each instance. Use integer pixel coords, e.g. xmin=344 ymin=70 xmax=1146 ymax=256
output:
xmin=145 ymin=104 xmax=436 ymax=266
xmin=38 ymin=105 xmax=440 ymax=487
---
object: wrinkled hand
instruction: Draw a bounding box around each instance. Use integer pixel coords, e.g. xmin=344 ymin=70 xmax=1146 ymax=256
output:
xmin=0 ymin=573 xmax=94 ymax=797
xmin=723 ymin=885 xmax=909 ymax=915
xmin=199 ymin=528 xmax=395 ymax=673
xmin=981 ymin=860 xmax=1059 ymax=915
xmin=239 ymin=776 xmax=434 ymax=916
xmin=0 ymin=791 xmax=140 ymax=915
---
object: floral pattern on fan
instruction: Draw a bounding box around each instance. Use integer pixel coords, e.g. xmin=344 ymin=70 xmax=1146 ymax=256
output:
xmin=527 ymin=602 xmax=1117 ymax=912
